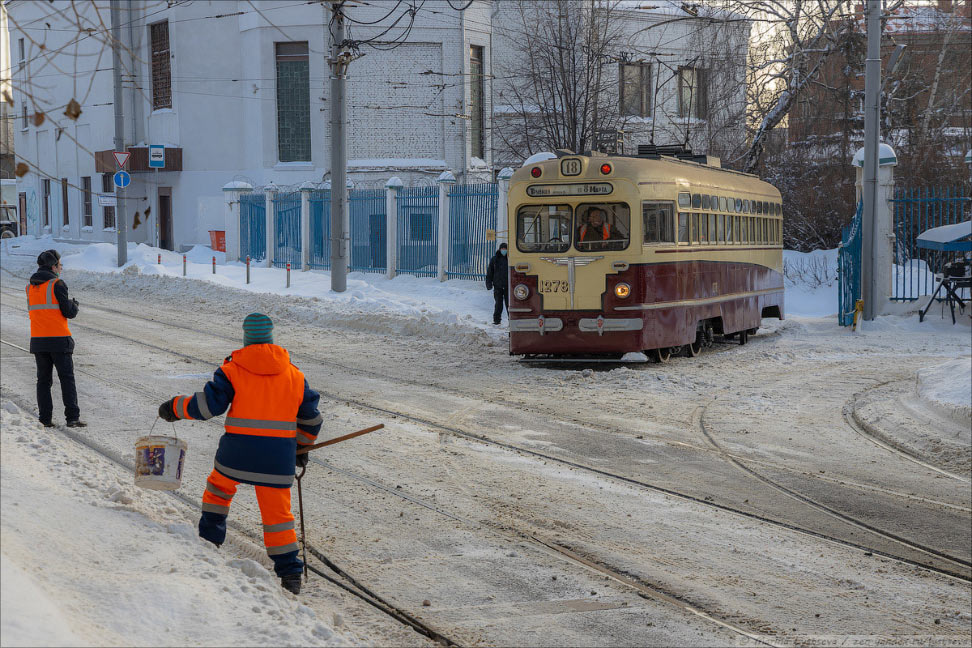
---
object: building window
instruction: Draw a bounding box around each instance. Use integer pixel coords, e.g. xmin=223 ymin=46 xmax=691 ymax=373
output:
xmin=275 ymin=42 xmax=310 ymax=162
xmin=678 ymin=66 xmax=706 ymax=119
xmin=61 ymin=178 xmax=69 ymax=227
xmin=18 ymin=38 xmax=25 ymax=67
xmin=101 ymin=173 xmax=115 ymax=229
xmin=42 ymin=179 xmax=51 ymax=227
xmin=150 ymin=21 xmax=172 ymax=110
xmin=620 ymin=63 xmax=651 ymax=117
xmin=22 ymin=104 xmax=28 ymax=130
xmin=469 ymin=45 xmax=485 ymax=161
xmin=82 ymin=176 xmax=92 ymax=227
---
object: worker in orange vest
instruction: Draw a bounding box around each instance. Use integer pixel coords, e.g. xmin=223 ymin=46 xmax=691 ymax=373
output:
xmin=158 ymin=313 xmax=322 ymax=595
xmin=578 ymin=208 xmax=612 ymax=242
xmin=27 ymin=249 xmax=85 ymax=428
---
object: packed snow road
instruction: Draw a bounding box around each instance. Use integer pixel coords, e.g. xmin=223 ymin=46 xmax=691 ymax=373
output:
xmin=1 ymin=253 xmax=970 ymax=647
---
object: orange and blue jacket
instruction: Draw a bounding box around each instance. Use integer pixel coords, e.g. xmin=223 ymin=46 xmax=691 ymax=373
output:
xmin=27 ymin=268 xmax=78 ymax=353
xmin=168 ymin=344 xmax=322 ymax=488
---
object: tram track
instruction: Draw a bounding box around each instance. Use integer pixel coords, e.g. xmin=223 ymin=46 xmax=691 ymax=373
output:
xmin=1 ymin=289 xmax=968 ymax=583
xmin=1 ymin=281 xmax=964 ymax=515
xmin=0 ymin=335 xmax=774 ymax=646
xmin=0 ymin=337 xmax=459 ymax=647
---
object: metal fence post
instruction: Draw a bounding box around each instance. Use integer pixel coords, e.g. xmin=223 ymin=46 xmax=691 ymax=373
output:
xmin=222 ymin=181 xmax=252 ymax=262
xmin=496 ymin=167 xmax=514 ymax=247
xmin=385 ymin=177 xmax=402 ymax=279
xmin=264 ymin=183 xmax=277 ymax=269
xmin=299 ymin=182 xmax=313 ymax=271
xmin=437 ymin=171 xmax=456 ymax=282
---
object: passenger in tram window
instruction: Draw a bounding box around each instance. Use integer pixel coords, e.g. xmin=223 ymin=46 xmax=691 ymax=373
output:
xmin=578 ymin=207 xmax=612 ymax=242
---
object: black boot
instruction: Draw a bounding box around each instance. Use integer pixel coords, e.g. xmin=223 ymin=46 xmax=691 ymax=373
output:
xmin=40 ymin=419 xmax=55 ymax=428
xmin=281 ymin=573 xmax=302 ymax=595
xmin=66 ymin=419 xmax=87 ymax=428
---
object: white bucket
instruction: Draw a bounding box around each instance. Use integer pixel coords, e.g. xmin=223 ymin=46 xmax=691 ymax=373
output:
xmin=134 ymin=435 xmax=187 ymax=490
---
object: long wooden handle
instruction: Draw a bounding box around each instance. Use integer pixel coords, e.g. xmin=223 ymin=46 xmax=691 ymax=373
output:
xmin=296 ymin=424 xmax=384 ymax=454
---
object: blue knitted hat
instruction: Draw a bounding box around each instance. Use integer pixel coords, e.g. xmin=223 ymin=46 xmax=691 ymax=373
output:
xmin=242 ymin=313 xmax=273 ymax=346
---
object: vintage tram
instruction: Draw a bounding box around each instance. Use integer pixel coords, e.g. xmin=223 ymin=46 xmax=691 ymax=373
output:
xmin=506 ymin=150 xmax=784 ymax=361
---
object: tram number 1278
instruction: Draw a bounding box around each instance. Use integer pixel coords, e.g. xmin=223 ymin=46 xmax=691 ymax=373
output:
xmin=539 ymin=280 xmax=568 ymax=293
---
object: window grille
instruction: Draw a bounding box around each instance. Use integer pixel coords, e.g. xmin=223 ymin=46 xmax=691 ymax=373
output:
xmin=42 ymin=179 xmax=50 ymax=227
xmin=82 ymin=177 xmax=92 ymax=227
xmin=61 ymin=178 xmax=69 ymax=227
xmin=101 ymin=173 xmax=115 ymax=229
xmin=150 ymin=21 xmax=172 ymax=110
xmin=275 ymin=42 xmax=310 ymax=162
xmin=469 ymin=45 xmax=485 ymax=160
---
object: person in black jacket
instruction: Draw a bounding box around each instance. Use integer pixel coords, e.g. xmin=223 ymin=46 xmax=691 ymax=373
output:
xmin=27 ymin=249 xmax=84 ymax=427
xmin=485 ymin=243 xmax=509 ymax=325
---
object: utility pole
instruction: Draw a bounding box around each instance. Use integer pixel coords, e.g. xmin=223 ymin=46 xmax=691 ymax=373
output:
xmin=861 ymin=0 xmax=881 ymax=321
xmin=110 ymin=0 xmax=127 ymax=266
xmin=328 ymin=2 xmax=349 ymax=292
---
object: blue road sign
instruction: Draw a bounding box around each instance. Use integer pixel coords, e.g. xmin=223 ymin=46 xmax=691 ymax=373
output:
xmin=149 ymin=144 xmax=165 ymax=169
xmin=113 ymin=170 xmax=131 ymax=189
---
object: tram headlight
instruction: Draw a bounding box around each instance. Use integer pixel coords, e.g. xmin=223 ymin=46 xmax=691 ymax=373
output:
xmin=513 ymin=283 xmax=530 ymax=300
xmin=614 ymin=282 xmax=631 ymax=299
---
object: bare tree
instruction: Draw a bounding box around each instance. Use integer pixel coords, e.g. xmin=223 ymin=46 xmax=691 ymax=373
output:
xmin=492 ymin=0 xmax=627 ymax=163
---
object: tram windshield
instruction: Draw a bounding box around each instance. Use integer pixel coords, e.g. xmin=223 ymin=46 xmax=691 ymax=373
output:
xmin=575 ymin=203 xmax=630 ymax=252
xmin=516 ymin=204 xmax=572 ymax=253
xmin=516 ymin=203 xmax=631 ymax=253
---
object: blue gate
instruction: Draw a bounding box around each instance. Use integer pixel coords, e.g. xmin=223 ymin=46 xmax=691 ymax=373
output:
xmin=272 ymin=191 xmax=301 ymax=268
xmin=240 ymin=193 xmax=266 ymax=261
xmin=890 ymin=186 xmax=970 ymax=301
xmin=308 ymin=190 xmax=331 ymax=270
xmin=447 ymin=183 xmax=498 ymax=280
xmin=350 ymin=189 xmax=386 ymax=274
xmin=396 ymin=186 xmax=439 ymax=277
xmin=838 ymin=201 xmax=863 ymax=326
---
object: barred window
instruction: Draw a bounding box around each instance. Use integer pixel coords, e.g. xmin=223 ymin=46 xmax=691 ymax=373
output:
xmin=82 ymin=176 xmax=92 ymax=227
xmin=469 ymin=45 xmax=485 ymax=160
xmin=42 ymin=179 xmax=51 ymax=227
xmin=61 ymin=178 xmax=69 ymax=227
xmin=101 ymin=173 xmax=115 ymax=229
xmin=275 ymin=42 xmax=311 ymax=162
xmin=150 ymin=21 xmax=172 ymax=110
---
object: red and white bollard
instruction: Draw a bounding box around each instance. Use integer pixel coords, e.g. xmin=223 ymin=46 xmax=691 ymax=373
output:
xmin=182 ymin=254 xmax=187 ymax=277
xmin=246 ymin=256 xmax=251 ymax=284
xmin=157 ymin=253 xmax=161 ymax=264
xmin=212 ymin=256 xmax=216 ymax=274
xmin=286 ymin=262 xmax=291 ymax=288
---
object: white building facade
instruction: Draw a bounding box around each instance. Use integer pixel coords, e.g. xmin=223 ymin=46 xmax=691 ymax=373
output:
xmin=5 ymin=0 xmax=747 ymax=251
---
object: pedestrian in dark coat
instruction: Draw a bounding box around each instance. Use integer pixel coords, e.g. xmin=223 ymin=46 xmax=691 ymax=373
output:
xmin=485 ymin=243 xmax=509 ymax=325
xmin=26 ymin=249 xmax=84 ymax=427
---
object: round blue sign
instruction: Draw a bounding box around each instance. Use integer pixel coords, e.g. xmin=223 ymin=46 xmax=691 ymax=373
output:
xmin=113 ymin=170 xmax=131 ymax=189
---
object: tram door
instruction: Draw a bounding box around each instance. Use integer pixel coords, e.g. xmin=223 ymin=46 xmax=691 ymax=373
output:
xmin=158 ymin=187 xmax=173 ymax=250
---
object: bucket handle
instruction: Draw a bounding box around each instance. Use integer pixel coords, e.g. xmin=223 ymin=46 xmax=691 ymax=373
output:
xmin=148 ymin=415 xmax=179 ymax=439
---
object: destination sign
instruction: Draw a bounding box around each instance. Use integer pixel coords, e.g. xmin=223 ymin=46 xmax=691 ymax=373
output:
xmin=526 ymin=183 xmax=613 ymax=197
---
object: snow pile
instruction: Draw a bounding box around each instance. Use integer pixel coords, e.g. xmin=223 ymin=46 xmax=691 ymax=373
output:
xmin=916 ymin=357 xmax=972 ymax=423
xmin=782 ymin=248 xmax=838 ymax=317
xmin=0 ymin=400 xmax=348 ymax=647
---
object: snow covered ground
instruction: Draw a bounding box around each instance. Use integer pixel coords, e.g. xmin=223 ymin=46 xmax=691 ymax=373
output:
xmin=0 ymin=400 xmax=349 ymax=647
xmin=1 ymin=235 xmax=969 ymax=646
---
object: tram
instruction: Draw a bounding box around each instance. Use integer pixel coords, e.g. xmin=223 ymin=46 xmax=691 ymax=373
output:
xmin=506 ymin=148 xmax=784 ymax=361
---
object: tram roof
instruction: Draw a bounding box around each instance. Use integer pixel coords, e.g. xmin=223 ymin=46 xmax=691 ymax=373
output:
xmin=512 ymin=153 xmax=781 ymax=199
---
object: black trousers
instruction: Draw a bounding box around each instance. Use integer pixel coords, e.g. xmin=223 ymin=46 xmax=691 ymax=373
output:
xmin=493 ymin=287 xmax=508 ymax=324
xmin=34 ymin=351 xmax=79 ymax=422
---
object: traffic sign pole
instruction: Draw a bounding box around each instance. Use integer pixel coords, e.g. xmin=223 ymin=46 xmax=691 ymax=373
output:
xmin=110 ymin=1 xmax=127 ymax=267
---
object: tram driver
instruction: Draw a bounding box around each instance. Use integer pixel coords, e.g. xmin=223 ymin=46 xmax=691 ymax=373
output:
xmin=578 ymin=208 xmax=612 ymax=243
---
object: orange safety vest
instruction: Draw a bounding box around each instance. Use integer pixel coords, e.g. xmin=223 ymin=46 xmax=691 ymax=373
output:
xmin=579 ymin=223 xmax=610 ymax=241
xmin=26 ymin=279 xmax=71 ymax=338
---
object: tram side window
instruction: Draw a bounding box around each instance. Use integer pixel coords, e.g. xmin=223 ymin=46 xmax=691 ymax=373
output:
xmin=733 ymin=215 xmax=741 ymax=243
xmin=678 ymin=212 xmax=690 ymax=243
xmin=694 ymin=213 xmax=704 ymax=243
xmin=726 ymin=214 xmax=733 ymax=243
xmin=515 ymin=204 xmax=571 ymax=253
xmin=708 ymin=213 xmax=717 ymax=244
xmin=692 ymin=193 xmax=702 ymax=209
xmin=642 ymin=201 xmax=675 ymax=243
xmin=678 ymin=192 xmax=691 ymax=208
xmin=717 ymin=214 xmax=725 ymax=243
xmin=702 ymin=194 xmax=711 ymax=210
xmin=576 ymin=203 xmax=631 ymax=251
xmin=719 ymin=196 xmax=727 ymax=212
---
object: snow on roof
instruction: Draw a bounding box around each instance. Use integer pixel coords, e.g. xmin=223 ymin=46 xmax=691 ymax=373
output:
xmin=852 ymin=143 xmax=897 ymax=167
xmin=522 ymin=152 xmax=557 ymax=166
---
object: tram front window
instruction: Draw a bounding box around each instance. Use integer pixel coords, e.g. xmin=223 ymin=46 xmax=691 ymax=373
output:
xmin=576 ymin=203 xmax=630 ymax=252
xmin=516 ymin=204 xmax=572 ymax=253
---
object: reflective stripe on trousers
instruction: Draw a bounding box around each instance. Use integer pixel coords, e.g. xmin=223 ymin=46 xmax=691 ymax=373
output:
xmin=200 ymin=469 xmax=299 ymax=558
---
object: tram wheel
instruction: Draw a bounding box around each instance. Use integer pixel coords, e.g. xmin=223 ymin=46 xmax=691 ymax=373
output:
xmin=683 ymin=335 xmax=702 ymax=357
xmin=651 ymin=347 xmax=671 ymax=363
xmin=738 ymin=330 xmax=748 ymax=345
